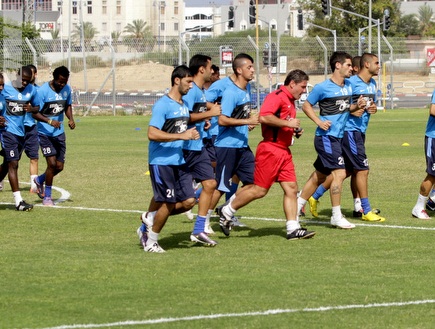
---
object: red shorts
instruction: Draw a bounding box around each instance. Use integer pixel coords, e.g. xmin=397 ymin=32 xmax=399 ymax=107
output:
xmin=254 ymin=141 xmax=296 ymax=189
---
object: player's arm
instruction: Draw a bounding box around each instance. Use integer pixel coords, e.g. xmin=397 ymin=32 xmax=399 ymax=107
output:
xmin=260 ymin=114 xmax=300 ymax=129
xmin=430 ymin=103 xmax=435 ymax=117
xmin=218 ymin=113 xmax=258 ymax=127
xmin=65 ymin=104 xmax=75 ymax=129
xmin=349 ymin=95 xmax=366 ymax=115
xmin=148 ymin=125 xmax=199 ymax=142
xmin=302 ymin=101 xmax=330 ymax=131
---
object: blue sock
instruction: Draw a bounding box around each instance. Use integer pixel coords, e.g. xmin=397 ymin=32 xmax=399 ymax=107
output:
xmin=195 ymin=187 xmax=202 ymax=202
xmin=226 ymin=183 xmax=239 ymax=202
xmin=361 ymin=198 xmax=371 ymax=214
xmin=140 ymin=223 xmax=147 ymax=233
xmin=192 ymin=215 xmax=206 ymax=234
xmin=312 ymin=185 xmax=327 ymax=201
xmin=45 ymin=185 xmax=52 ymax=198
xmin=37 ymin=173 xmax=46 ymax=184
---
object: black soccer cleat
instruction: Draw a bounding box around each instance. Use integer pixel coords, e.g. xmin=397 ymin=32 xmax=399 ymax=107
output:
xmin=16 ymin=200 xmax=33 ymax=211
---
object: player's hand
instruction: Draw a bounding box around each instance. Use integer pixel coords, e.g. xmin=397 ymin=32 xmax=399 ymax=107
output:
xmin=204 ymin=120 xmax=211 ymax=130
xmin=50 ymin=120 xmax=62 ymax=129
xmin=287 ymin=117 xmax=300 ymax=129
xmin=248 ymin=113 xmax=260 ymax=126
xmin=317 ymin=120 xmax=331 ymax=131
xmin=23 ymin=103 xmax=34 ymax=113
xmin=68 ymin=120 xmax=76 ymax=130
xmin=0 ymin=116 xmax=5 ymax=128
xmin=185 ymin=127 xmax=200 ymax=140
xmin=366 ymin=103 xmax=377 ymax=114
xmin=208 ymin=103 xmax=221 ymax=117
xmin=356 ymin=95 xmax=367 ymax=109
xmin=294 ymin=128 xmax=303 ymax=139
xmin=351 ymin=108 xmax=365 ymax=118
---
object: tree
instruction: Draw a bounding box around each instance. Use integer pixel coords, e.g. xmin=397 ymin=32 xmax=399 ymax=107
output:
xmin=418 ymin=4 xmax=435 ymax=37
xmin=395 ymin=14 xmax=421 ymax=37
xmin=123 ymin=19 xmax=155 ymax=52
xmin=72 ymin=21 xmax=98 ymax=50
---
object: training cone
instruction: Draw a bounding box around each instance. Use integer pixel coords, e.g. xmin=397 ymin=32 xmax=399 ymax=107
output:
xmin=402 ymin=142 xmax=410 ymax=146
xmin=145 ymin=171 xmax=150 ymax=175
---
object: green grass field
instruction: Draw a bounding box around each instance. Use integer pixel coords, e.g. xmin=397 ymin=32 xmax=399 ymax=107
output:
xmin=1 ymin=109 xmax=435 ymax=329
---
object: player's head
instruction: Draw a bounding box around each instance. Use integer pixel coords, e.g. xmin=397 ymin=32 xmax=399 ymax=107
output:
xmin=329 ymin=51 xmax=352 ymax=72
xmin=189 ymin=54 xmax=212 ymax=80
xmin=171 ymin=65 xmax=193 ymax=96
xmin=0 ymin=72 xmax=4 ymax=92
xmin=352 ymin=56 xmax=361 ymax=75
xmin=52 ymin=66 xmax=70 ymax=92
xmin=360 ymin=52 xmax=380 ymax=77
xmin=27 ymin=64 xmax=37 ymax=84
xmin=284 ymin=69 xmax=309 ymax=100
xmin=233 ymin=53 xmax=254 ymax=81
xmin=210 ymin=64 xmax=220 ymax=82
xmin=16 ymin=66 xmax=33 ymax=90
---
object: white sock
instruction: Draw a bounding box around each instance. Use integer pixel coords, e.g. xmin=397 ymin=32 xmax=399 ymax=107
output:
xmin=430 ymin=189 xmax=435 ymax=200
xmin=297 ymin=197 xmax=307 ymax=213
xmin=205 ymin=209 xmax=213 ymax=227
xmin=354 ymin=198 xmax=362 ymax=211
xmin=286 ymin=219 xmax=300 ymax=233
xmin=416 ymin=194 xmax=428 ymax=209
xmin=223 ymin=204 xmax=236 ymax=218
xmin=332 ymin=206 xmax=342 ymax=220
xmin=30 ymin=175 xmax=38 ymax=188
xmin=13 ymin=191 xmax=23 ymax=206
xmin=146 ymin=229 xmax=159 ymax=246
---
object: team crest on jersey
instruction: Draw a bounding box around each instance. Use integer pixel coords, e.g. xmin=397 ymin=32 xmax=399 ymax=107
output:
xmin=336 ymin=99 xmax=350 ymax=112
xmin=63 ymin=91 xmax=68 ymax=98
xmin=50 ymin=103 xmax=64 ymax=114
xmin=175 ymin=120 xmax=188 ymax=133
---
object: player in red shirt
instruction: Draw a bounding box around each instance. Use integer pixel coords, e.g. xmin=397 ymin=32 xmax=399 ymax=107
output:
xmin=219 ymin=69 xmax=316 ymax=240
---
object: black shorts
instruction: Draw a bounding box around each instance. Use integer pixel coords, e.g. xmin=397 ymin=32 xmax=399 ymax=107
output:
xmin=425 ymin=136 xmax=435 ymax=176
xmin=1 ymin=131 xmax=25 ymax=161
xmin=183 ymin=148 xmax=215 ymax=182
xmin=24 ymin=124 xmax=39 ymax=159
xmin=38 ymin=133 xmax=67 ymax=163
xmin=149 ymin=163 xmax=195 ymax=203
xmin=203 ymin=135 xmax=217 ymax=163
xmin=313 ymin=135 xmax=345 ymax=175
xmin=342 ymin=131 xmax=368 ymax=171
xmin=215 ymin=147 xmax=255 ymax=192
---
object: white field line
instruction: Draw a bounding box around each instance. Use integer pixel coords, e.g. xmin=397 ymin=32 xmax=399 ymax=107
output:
xmin=34 ymin=299 xmax=435 ymax=329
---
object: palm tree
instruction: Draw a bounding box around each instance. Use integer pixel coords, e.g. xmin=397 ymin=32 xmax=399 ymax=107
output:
xmin=72 ymin=21 xmax=98 ymax=50
xmin=418 ymin=4 xmax=434 ymax=37
xmin=123 ymin=19 xmax=155 ymax=51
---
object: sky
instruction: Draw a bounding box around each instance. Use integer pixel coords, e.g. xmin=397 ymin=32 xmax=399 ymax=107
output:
xmin=185 ymin=0 xmax=232 ymax=7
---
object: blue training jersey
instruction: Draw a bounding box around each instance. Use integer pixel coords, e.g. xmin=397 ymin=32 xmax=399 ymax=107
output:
xmin=306 ymin=79 xmax=352 ymax=138
xmin=214 ymin=81 xmax=251 ymax=148
xmin=0 ymin=94 xmax=6 ymax=132
xmin=182 ymin=83 xmax=207 ymax=151
xmin=2 ymin=82 xmax=40 ymax=137
xmin=205 ymin=77 xmax=233 ymax=138
xmin=37 ymin=82 xmax=72 ymax=137
xmin=24 ymin=84 xmax=39 ymax=127
xmin=426 ymin=91 xmax=435 ymax=138
xmin=148 ymin=95 xmax=190 ymax=166
xmin=346 ymin=75 xmax=377 ymax=134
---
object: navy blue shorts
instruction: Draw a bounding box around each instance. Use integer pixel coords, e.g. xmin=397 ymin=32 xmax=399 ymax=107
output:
xmin=313 ymin=135 xmax=345 ymax=175
xmin=149 ymin=163 xmax=195 ymax=203
xmin=215 ymin=147 xmax=255 ymax=192
xmin=1 ymin=131 xmax=25 ymax=161
xmin=24 ymin=124 xmax=39 ymax=159
xmin=425 ymin=136 xmax=435 ymax=176
xmin=38 ymin=133 xmax=67 ymax=163
xmin=342 ymin=131 xmax=368 ymax=171
xmin=203 ymin=135 xmax=217 ymax=163
xmin=183 ymin=148 xmax=215 ymax=182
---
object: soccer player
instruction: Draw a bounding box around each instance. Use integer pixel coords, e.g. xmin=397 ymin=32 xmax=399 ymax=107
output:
xmin=182 ymin=54 xmax=220 ymax=247
xmin=306 ymin=53 xmax=385 ymax=222
xmin=138 ymin=65 xmax=200 ymax=253
xmin=0 ymin=73 xmax=7 ymax=192
xmin=1 ymin=66 xmax=40 ymax=210
xmin=412 ymin=86 xmax=435 ymax=219
xmin=32 ymin=66 xmax=75 ymax=206
xmin=296 ymin=51 xmax=366 ymax=229
xmin=219 ymin=69 xmax=316 ymax=240
xmin=209 ymin=53 xmax=259 ymax=235
xmin=24 ymin=64 xmax=40 ymax=194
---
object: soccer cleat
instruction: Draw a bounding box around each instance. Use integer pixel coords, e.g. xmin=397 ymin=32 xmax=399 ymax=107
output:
xmin=353 ymin=209 xmax=363 ymax=217
xmin=140 ymin=212 xmax=153 ymax=228
xmin=362 ymin=210 xmax=385 ymax=222
xmin=204 ymin=224 xmax=215 ymax=235
xmin=412 ymin=207 xmax=431 ymax=220
xmin=232 ymin=216 xmax=246 ymax=227
xmin=33 ymin=177 xmax=44 ymax=199
xmin=0 ymin=180 xmax=3 ymax=191
xmin=286 ymin=228 xmax=316 ymax=240
xmin=308 ymin=196 xmax=319 ymax=217
xmin=144 ymin=242 xmax=166 ymax=253
xmin=426 ymin=198 xmax=435 ymax=211
xmin=190 ymin=232 xmax=218 ymax=246
xmin=216 ymin=206 xmax=234 ymax=236
xmin=42 ymin=197 xmax=55 ymax=206
xmin=330 ymin=215 xmax=356 ymax=229
xmin=16 ymin=200 xmax=33 ymax=211
xmin=372 ymin=208 xmax=381 ymax=215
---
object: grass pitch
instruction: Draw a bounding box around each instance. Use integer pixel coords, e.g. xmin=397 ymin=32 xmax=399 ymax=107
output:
xmin=1 ymin=109 xmax=435 ymax=329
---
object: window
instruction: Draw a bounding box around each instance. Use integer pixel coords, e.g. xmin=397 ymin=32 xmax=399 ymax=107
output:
xmin=174 ymin=22 xmax=179 ymax=31
xmin=87 ymin=1 xmax=92 ymax=14
xmin=116 ymin=0 xmax=121 ymax=15
xmin=116 ymin=22 xmax=121 ymax=32
xmin=174 ymin=1 xmax=178 ymax=15
xmin=161 ymin=22 xmax=165 ymax=31
xmin=102 ymin=22 xmax=107 ymax=32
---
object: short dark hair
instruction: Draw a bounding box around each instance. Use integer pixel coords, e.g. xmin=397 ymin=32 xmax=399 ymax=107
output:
xmin=284 ymin=69 xmax=309 ymax=85
xmin=189 ymin=54 xmax=212 ymax=76
xmin=27 ymin=64 xmax=37 ymax=73
xmin=360 ymin=52 xmax=377 ymax=68
xmin=352 ymin=56 xmax=361 ymax=70
xmin=171 ymin=65 xmax=193 ymax=86
xmin=232 ymin=53 xmax=254 ymax=75
xmin=211 ymin=64 xmax=219 ymax=73
xmin=329 ymin=51 xmax=352 ymax=72
xmin=53 ymin=66 xmax=70 ymax=79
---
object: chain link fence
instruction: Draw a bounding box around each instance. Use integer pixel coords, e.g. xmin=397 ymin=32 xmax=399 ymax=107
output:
xmin=1 ymin=36 xmax=432 ymax=113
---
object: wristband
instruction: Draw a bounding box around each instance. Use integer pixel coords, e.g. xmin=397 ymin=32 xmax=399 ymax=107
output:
xmin=48 ymin=119 xmax=52 ymax=125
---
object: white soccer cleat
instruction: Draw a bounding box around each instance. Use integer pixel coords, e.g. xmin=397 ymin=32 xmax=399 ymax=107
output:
xmin=411 ymin=207 xmax=431 ymax=220
xmin=183 ymin=209 xmax=194 ymax=220
xmin=330 ymin=215 xmax=356 ymax=229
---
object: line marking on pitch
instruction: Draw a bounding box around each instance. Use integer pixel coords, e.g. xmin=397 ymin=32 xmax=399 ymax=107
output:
xmin=34 ymin=299 xmax=435 ymax=329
